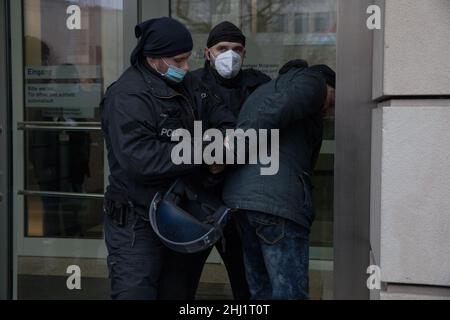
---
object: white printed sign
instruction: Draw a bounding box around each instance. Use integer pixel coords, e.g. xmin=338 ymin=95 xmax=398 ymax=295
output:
xmin=25 ymin=65 xmax=102 ymax=119
xmin=26 ymin=66 xmax=101 ymax=80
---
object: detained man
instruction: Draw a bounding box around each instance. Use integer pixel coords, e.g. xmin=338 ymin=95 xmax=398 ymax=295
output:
xmin=222 ymin=62 xmax=336 ymax=300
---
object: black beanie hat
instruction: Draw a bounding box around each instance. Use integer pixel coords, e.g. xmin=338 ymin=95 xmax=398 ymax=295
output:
xmin=130 ymin=17 xmax=193 ymax=65
xmin=309 ymin=64 xmax=336 ymax=88
xmin=207 ymin=21 xmax=246 ymax=48
xmin=279 ymin=59 xmax=309 ymax=75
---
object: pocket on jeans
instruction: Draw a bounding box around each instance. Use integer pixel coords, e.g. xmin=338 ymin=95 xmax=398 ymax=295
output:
xmin=249 ymin=213 xmax=285 ymax=245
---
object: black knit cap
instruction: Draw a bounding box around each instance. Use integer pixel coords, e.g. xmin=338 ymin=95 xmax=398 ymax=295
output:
xmin=309 ymin=64 xmax=336 ymax=88
xmin=207 ymin=21 xmax=246 ymax=48
xmin=130 ymin=17 xmax=193 ymax=65
xmin=279 ymin=59 xmax=309 ymax=75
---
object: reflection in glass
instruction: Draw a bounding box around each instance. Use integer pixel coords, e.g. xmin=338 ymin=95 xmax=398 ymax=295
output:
xmin=26 ymin=130 xmax=103 ymax=194
xmin=24 ymin=0 xmax=124 ymax=122
xmin=295 ymin=13 xmax=310 ymax=34
xmin=22 ymin=0 xmax=124 ymax=239
xmin=173 ymin=0 xmax=336 ymax=76
xmin=25 ymin=196 xmax=104 ymax=239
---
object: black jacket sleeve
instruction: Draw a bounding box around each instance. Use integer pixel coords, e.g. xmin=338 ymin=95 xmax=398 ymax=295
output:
xmin=104 ymin=92 xmax=199 ymax=183
xmin=185 ymin=72 xmax=236 ymax=134
xmin=203 ymin=90 xmax=236 ymax=133
xmin=238 ymin=70 xmax=327 ymax=131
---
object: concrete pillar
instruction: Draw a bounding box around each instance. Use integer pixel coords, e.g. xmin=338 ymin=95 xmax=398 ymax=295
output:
xmin=373 ymin=0 xmax=450 ymax=99
xmin=370 ymin=0 xmax=450 ymax=300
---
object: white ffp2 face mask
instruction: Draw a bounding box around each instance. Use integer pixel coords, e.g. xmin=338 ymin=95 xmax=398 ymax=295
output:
xmin=212 ymin=50 xmax=243 ymax=79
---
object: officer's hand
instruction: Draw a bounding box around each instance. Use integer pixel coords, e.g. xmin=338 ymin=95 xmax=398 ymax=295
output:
xmin=208 ymin=164 xmax=226 ymax=175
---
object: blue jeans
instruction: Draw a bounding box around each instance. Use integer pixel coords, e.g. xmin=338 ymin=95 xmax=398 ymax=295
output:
xmin=236 ymin=210 xmax=310 ymax=300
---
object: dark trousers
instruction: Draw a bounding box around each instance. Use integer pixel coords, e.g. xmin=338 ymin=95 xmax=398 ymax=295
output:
xmin=104 ymin=206 xmax=207 ymax=300
xmin=189 ymin=215 xmax=251 ymax=300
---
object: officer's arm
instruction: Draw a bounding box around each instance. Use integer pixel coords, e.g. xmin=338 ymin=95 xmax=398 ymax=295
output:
xmin=105 ymin=92 xmax=199 ymax=182
xmin=204 ymin=92 xmax=236 ymax=133
xmin=201 ymin=90 xmax=236 ymax=172
xmin=238 ymin=70 xmax=327 ymax=131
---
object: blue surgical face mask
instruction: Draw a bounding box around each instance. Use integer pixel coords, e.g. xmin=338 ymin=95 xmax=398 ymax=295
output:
xmin=159 ymin=58 xmax=187 ymax=83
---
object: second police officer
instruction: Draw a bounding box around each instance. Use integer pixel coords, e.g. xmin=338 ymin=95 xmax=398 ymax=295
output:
xmin=190 ymin=21 xmax=271 ymax=300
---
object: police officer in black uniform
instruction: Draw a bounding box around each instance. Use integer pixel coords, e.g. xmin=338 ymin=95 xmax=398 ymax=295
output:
xmin=101 ymin=17 xmax=235 ymax=300
xmin=190 ymin=21 xmax=271 ymax=300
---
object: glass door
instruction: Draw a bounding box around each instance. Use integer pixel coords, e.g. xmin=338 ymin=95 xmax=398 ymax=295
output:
xmin=11 ymin=0 xmax=135 ymax=299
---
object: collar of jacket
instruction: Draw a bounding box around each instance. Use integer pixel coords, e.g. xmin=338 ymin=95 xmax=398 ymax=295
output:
xmin=203 ymin=62 xmax=243 ymax=88
xmin=202 ymin=61 xmax=266 ymax=90
xmin=135 ymin=58 xmax=188 ymax=98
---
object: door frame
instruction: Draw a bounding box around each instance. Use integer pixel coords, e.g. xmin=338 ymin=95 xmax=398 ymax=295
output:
xmin=334 ymin=0 xmax=373 ymax=299
xmin=0 ymin=0 xmax=13 ymax=301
